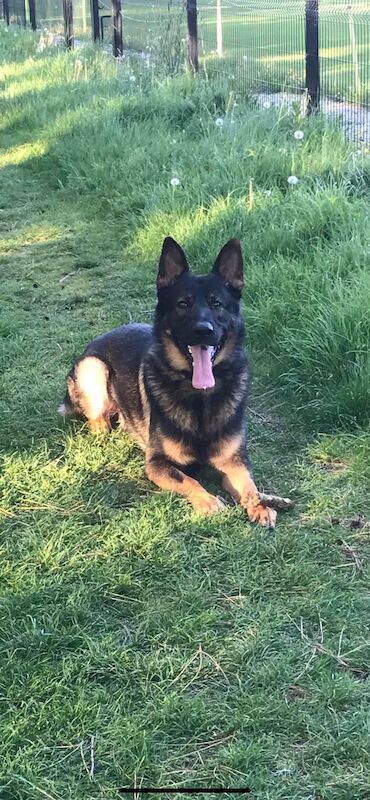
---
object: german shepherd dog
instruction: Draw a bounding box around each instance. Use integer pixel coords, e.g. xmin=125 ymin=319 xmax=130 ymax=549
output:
xmin=59 ymin=237 xmax=276 ymax=527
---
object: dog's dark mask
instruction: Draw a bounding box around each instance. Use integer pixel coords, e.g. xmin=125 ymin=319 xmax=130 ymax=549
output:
xmin=155 ymin=237 xmax=244 ymax=390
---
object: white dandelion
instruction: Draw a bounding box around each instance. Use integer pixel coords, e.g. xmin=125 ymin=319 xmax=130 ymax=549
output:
xmin=170 ymin=177 xmax=180 ymax=187
xmin=263 ymin=100 xmax=271 ymax=109
xmin=215 ymin=117 xmax=224 ymax=127
xmin=294 ymin=130 xmax=304 ymax=140
xmin=287 ymin=175 xmax=299 ymax=185
xmin=129 ymin=75 xmax=136 ymax=82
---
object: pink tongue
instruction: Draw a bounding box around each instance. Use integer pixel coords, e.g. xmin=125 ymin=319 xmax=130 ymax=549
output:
xmin=190 ymin=345 xmax=215 ymax=390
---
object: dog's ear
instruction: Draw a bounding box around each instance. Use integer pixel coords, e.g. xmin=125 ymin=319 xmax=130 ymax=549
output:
xmin=212 ymin=238 xmax=244 ymax=293
xmin=157 ymin=237 xmax=189 ymax=289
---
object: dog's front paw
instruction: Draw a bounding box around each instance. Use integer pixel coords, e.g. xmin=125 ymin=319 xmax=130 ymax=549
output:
xmin=244 ymin=493 xmax=277 ymax=528
xmin=190 ymin=492 xmax=226 ymax=515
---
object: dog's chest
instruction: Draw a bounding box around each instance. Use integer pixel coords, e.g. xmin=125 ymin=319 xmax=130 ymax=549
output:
xmin=157 ymin=393 xmax=241 ymax=466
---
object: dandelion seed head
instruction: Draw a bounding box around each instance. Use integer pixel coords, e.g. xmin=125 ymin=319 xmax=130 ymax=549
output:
xmin=287 ymin=175 xmax=299 ymax=185
xmin=294 ymin=130 xmax=304 ymax=140
xmin=170 ymin=177 xmax=180 ymax=187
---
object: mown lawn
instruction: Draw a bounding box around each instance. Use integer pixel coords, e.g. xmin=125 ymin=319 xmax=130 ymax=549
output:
xmin=1 ymin=27 xmax=370 ymax=800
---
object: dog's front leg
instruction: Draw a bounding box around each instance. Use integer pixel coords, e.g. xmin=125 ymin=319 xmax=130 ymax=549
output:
xmin=145 ymin=452 xmax=224 ymax=515
xmin=212 ymin=451 xmax=277 ymax=528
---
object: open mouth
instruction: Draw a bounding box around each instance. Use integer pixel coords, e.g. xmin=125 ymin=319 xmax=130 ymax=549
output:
xmin=172 ymin=334 xmax=225 ymax=390
xmin=181 ymin=342 xmax=221 ymax=390
xmin=186 ymin=344 xmax=219 ymax=364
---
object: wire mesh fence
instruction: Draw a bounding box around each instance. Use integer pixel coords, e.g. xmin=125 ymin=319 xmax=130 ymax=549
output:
xmin=195 ymin=0 xmax=370 ymax=142
xmin=1 ymin=0 xmax=370 ymax=140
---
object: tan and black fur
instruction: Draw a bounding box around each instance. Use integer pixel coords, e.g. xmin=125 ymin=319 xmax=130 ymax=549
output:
xmin=59 ymin=237 xmax=276 ymax=527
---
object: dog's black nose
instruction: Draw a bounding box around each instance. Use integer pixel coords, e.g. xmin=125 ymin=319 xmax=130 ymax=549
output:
xmin=193 ymin=321 xmax=214 ymax=337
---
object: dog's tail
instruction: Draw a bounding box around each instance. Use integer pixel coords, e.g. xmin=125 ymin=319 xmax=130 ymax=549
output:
xmin=58 ymin=369 xmax=81 ymax=419
xmin=58 ymin=389 xmax=75 ymax=418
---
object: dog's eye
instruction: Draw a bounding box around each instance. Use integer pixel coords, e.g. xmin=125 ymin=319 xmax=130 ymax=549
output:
xmin=211 ymin=299 xmax=222 ymax=308
xmin=177 ymin=300 xmax=189 ymax=309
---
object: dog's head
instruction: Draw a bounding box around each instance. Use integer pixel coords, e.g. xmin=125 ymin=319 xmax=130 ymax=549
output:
xmin=155 ymin=236 xmax=244 ymax=390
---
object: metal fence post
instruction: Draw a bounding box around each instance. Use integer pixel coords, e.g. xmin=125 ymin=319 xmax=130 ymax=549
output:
xmin=63 ymin=0 xmax=74 ymax=48
xmin=305 ymin=0 xmax=320 ymax=109
xmin=29 ymin=0 xmax=36 ymax=30
xmin=112 ymin=0 xmax=123 ymax=56
xmin=186 ymin=0 xmax=198 ymax=73
xmin=90 ymin=0 xmax=100 ymax=41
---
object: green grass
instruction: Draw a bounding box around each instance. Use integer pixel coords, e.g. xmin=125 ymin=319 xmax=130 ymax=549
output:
xmin=1 ymin=27 xmax=370 ymax=800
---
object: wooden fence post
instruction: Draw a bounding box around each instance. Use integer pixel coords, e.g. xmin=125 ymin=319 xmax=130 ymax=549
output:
xmin=63 ymin=0 xmax=74 ymax=48
xmin=112 ymin=0 xmax=123 ymax=56
xmin=186 ymin=0 xmax=198 ymax=73
xmin=90 ymin=0 xmax=100 ymax=41
xmin=305 ymin=0 xmax=320 ymax=109
xmin=3 ymin=0 xmax=10 ymax=25
xmin=81 ymin=0 xmax=86 ymax=32
xmin=216 ymin=0 xmax=223 ymax=57
xmin=29 ymin=0 xmax=36 ymax=30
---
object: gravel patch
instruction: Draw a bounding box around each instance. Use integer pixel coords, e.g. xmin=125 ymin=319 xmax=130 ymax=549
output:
xmin=256 ymin=91 xmax=370 ymax=145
